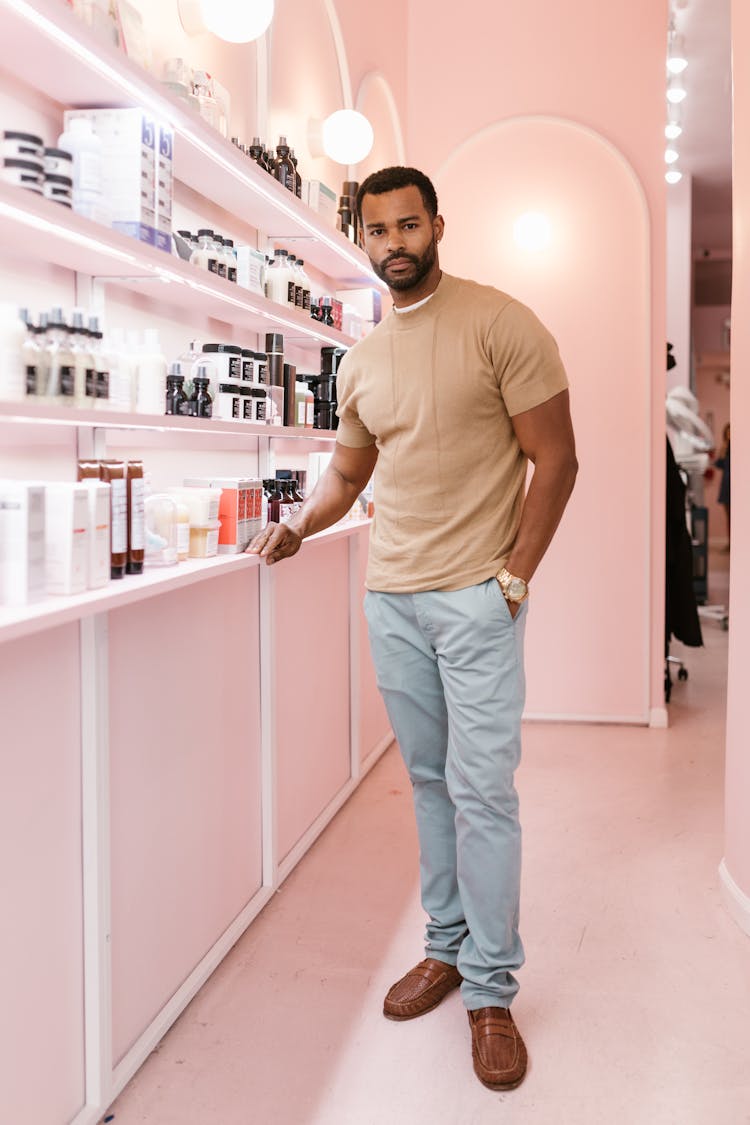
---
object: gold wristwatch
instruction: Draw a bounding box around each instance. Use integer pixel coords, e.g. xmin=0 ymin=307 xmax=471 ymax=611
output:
xmin=496 ymin=567 xmax=529 ymax=604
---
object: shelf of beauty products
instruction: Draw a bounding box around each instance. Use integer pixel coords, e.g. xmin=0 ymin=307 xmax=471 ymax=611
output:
xmin=0 ymin=0 xmax=382 ymax=288
xmin=0 ymin=397 xmax=340 ymax=440
xmin=0 ymin=182 xmax=356 ymax=352
xmin=0 ymin=518 xmax=372 ymax=646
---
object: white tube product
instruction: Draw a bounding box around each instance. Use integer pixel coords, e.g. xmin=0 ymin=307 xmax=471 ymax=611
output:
xmin=80 ymin=481 xmax=110 ymax=589
xmin=0 ymin=480 xmax=46 ymax=606
xmin=44 ymin=483 xmax=89 ymax=596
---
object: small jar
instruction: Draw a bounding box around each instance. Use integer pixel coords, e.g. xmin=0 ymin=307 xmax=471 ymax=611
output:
xmin=188 ymin=520 xmax=221 ymax=558
xmin=1 ymin=158 xmax=43 ymax=191
xmin=215 ymin=382 xmax=241 ymax=420
xmin=241 ymin=348 xmax=253 ymax=382
xmin=43 ymin=147 xmax=73 ymax=176
xmin=254 ymin=352 xmax=268 ymax=384
xmin=201 ymin=342 xmax=242 ymax=383
xmin=249 ymin=386 xmax=268 ymax=422
xmin=2 ymin=131 xmax=43 ymax=160
xmin=43 ymin=173 xmax=73 ymax=208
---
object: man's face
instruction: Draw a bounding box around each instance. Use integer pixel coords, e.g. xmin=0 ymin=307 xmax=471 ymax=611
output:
xmin=360 ymin=185 xmax=443 ymax=293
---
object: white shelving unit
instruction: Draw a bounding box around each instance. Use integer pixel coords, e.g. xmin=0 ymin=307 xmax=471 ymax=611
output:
xmin=0 ymin=0 xmax=384 ymax=287
xmin=0 ymin=519 xmax=371 ymax=645
xmin=0 ymin=182 xmax=357 ymax=351
xmin=0 ymin=10 xmax=392 ymax=1125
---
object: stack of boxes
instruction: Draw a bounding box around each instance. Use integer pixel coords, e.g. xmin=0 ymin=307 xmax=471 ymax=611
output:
xmin=63 ymin=108 xmax=174 ymax=252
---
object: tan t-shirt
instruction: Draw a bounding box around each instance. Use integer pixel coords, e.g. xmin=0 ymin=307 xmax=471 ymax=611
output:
xmin=336 ymin=272 xmax=569 ymax=592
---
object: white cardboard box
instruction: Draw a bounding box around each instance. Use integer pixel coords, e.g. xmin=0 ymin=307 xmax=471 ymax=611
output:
xmin=81 ymin=481 xmax=111 ymax=590
xmin=303 ymin=179 xmax=338 ymax=227
xmin=0 ymin=481 xmax=46 ymax=606
xmin=44 ymin=483 xmax=89 ymax=596
xmin=65 ymin=108 xmax=157 ymax=246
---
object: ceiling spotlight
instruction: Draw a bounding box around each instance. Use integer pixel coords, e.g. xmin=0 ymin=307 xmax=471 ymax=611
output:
xmin=665 ymin=169 xmax=683 ymax=185
xmin=665 ymin=121 xmax=682 ymax=140
xmin=667 ymin=32 xmax=688 ymax=74
xmin=667 ymin=76 xmax=687 ymax=104
xmin=665 ymin=147 xmax=680 ymax=164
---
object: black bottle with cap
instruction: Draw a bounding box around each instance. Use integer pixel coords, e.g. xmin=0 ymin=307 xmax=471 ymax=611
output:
xmin=273 ymin=136 xmax=295 ymax=192
xmin=265 ymin=332 xmax=284 ymax=387
xmin=283 ymin=362 xmax=297 ymax=428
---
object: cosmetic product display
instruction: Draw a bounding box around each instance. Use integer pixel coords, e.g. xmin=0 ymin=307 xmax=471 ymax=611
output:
xmin=188 ymin=364 xmax=213 ymax=418
xmin=57 ymin=115 xmax=105 ymax=222
xmin=161 ymin=57 xmax=200 ymax=111
xmin=185 ymin=228 xmax=238 ymax=281
xmin=183 ymin=477 xmax=263 ymax=553
xmin=231 ymin=133 xmax=304 ymax=195
xmin=0 ymin=481 xmax=46 ymax=606
xmin=80 ymin=480 xmax=110 ymax=589
xmin=302 ymin=180 xmax=338 ymax=226
xmin=62 ymin=108 xmax=174 ymax=250
xmin=165 ymin=362 xmax=190 ymax=416
xmin=265 ymin=332 xmax=284 ymax=388
xmin=235 ymin=244 xmax=266 ymax=295
xmin=283 ymin=362 xmax=297 ymax=428
xmin=144 ymin=493 xmax=179 ymax=566
xmin=126 ymin=460 xmax=145 ymax=574
xmin=174 ymin=501 xmax=190 ymax=561
xmin=43 ymin=483 xmax=89 ymax=595
xmin=2 ymin=130 xmax=43 ymax=161
xmin=0 ymin=303 xmax=27 ymax=402
xmin=135 ymin=328 xmax=168 ymax=415
xmin=97 ymin=460 xmax=128 ymax=578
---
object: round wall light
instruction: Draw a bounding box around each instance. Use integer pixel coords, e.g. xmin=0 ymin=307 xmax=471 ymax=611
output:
xmin=322 ymin=110 xmax=374 ymax=165
xmin=665 ymin=169 xmax=683 ymax=185
xmin=179 ymin=0 xmax=274 ymax=43
xmin=513 ymin=211 xmax=552 ymax=252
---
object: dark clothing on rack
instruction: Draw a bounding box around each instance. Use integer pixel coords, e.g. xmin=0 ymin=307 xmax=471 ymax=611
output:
xmin=665 ymin=438 xmax=703 ymax=647
xmin=716 ymin=443 xmax=731 ymax=508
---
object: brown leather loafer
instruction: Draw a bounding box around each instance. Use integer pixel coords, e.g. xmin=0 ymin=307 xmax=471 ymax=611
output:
xmin=468 ymin=1006 xmax=528 ymax=1090
xmin=383 ymin=957 xmax=462 ymax=1020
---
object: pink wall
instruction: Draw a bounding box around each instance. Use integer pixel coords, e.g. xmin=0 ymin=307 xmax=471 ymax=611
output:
xmin=724 ymin=0 xmax=750 ymax=911
xmin=406 ymin=0 xmax=666 ymax=721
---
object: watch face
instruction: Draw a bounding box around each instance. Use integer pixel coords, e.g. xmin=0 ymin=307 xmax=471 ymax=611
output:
xmin=508 ymin=577 xmax=527 ymax=601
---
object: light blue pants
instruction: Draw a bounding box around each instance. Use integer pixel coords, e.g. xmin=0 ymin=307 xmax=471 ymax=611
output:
xmin=364 ymin=578 xmax=528 ymax=1010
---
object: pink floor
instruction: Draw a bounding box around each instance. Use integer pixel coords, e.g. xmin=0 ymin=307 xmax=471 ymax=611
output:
xmin=109 ymin=552 xmax=750 ymax=1125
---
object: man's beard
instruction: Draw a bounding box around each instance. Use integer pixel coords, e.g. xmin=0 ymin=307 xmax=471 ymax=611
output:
xmin=371 ymin=236 xmax=437 ymax=292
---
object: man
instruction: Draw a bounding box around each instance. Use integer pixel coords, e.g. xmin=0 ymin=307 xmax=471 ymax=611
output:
xmin=248 ymin=166 xmax=577 ymax=1091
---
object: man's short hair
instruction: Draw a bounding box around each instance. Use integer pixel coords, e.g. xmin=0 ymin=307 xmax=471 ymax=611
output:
xmin=356 ymin=166 xmax=438 ymax=223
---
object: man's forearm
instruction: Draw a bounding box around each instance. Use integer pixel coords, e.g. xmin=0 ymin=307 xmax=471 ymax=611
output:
xmin=505 ymin=455 xmax=578 ymax=582
xmin=289 ymin=465 xmax=364 ymax=539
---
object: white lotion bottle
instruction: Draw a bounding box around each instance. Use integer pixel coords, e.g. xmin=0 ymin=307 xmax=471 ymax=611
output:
xmin=0 ymin=302 xmax=26 ymax=402
xmin=57 ymin=117 xmax=103 ymax=221
xmin=136 ymin=328 xmax=168 ymax=415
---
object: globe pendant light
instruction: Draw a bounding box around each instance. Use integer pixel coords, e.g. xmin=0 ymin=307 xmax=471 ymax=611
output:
xmin=179 ymin=0 xmax=274 ymax=43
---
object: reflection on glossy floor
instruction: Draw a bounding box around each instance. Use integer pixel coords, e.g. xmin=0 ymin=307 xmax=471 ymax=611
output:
xmin=110 ymin=552 xmax=749 ymax=1125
